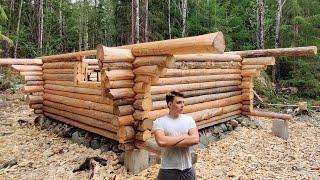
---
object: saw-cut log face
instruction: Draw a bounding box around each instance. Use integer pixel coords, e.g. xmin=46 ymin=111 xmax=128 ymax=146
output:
xmin=168 ymin=96 xmax=185 ymax=115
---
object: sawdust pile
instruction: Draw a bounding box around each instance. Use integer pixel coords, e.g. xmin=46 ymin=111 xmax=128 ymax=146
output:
xmin=0 ymin=91 xmax=319 ymax=179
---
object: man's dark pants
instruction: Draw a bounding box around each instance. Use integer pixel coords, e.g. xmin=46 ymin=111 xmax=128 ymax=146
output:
xmin=157 ymin=167 xmax=196 ymax=180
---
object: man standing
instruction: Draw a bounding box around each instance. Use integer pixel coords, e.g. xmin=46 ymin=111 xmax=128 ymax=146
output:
xmin=153 ymin=91 xmax=199 ymax=180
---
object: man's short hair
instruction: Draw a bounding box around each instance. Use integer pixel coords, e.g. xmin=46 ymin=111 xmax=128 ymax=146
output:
xmin=166 ymin=91 xmax=184 ymax=105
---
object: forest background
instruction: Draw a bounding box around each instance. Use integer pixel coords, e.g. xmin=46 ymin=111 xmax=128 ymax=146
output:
xmin=0 ymin=0 xmax=319 ymax=101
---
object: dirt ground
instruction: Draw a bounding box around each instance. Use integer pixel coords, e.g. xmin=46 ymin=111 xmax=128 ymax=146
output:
xmin=0 ymin=91 xmax=319 ymax=180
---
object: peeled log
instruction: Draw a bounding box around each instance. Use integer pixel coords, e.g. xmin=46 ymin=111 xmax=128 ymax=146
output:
xmin=117 ymin=126 xmax=135 ymax=143
xmin=174 ymin=54 xmax=242 ymax=62
xmin=0 ymin=58 xmax=42 ymax=65
xmin=11 ymin=65 xmax=42 ymax=71
xmin=34 ymin=110 xmax=43 ymax=114
xmin=101 ymin=62 xmax=133 ymax=70
xmin=32 ymin=92 xmax=44 ymax=96
xmin=122 ymin=32 xmax=225 ymax=56
xmin=26 ymin=95 xmax=43 ymax=105
xmin=43 ymin=74 xmax=74 ymax=81
xmin=187 ymin=108 xmax=223 ymax=122
xmin=41 ymin=50 xmax=96 ymax=61
xmin=20 ymin=71 xmax=43 ymax=76
xmin=43 ymin=69 xmax=74 ymax=74
xmin=117 ymin=115 xmax=135 ymax=126
xmin=45 ymin=80 xmax=74 ymax=86
xmin=242 ymin=65 xmax=266 ymax=70
xmin=165 ymin=69 xmax=241 ymax=77
xmin=109 ymin=88 xmax=136 ymax=99
xmin=242 ymin=57 xmax=275 ymax=65
xmin=242 ymin=110 xmax=292 ymax=120
xmin=105 ymin=70 xmax=134 ymax=81
xmin=44 ymin=112 xmax=118 ymax=141
xmin=135 ymin=130 xmax=152 ymax=141
xmin=114 ymin=98 xmax=135 ymax=106
xmin=43 ymin=106 xmax=117 ymax=132
xmin=83 ymin=59 xmax=98 ymax=65
xmin=197 ymin=112 xmax=241 ymax=129
xmin=43 ymin=62 xmax=76 ymax=69
xmin=30 ymin=104 xmax=43 ymax=109
xmin=43 ymin=89 xmax=112 ymax=104
xmin=134 ymin=98 xmax=152 ymax=111
xmin=114 ymin=105 xmax=135 ymax=116
xmin=77 ymin=81 xmax=101 ymax=89
xmin=24 ymin=76 xmax=43 ymax=81
xmin=108 ymin=80 xmax=134 ymax=89
xmin=150 ymin=80 xmax=241 ymax=94
xmin=225 ymin=46 xmax=317 ymax=58
xmin=134 ymin=76 xmax=159 ymax=84
xmin=133 ymin=56 xmax=175 ymax=68
xmin=44 ymin=93 xmax=113 ymax=113
xmin=133 ymin=82 xmax=151 ymax=93
xmin=173 ymin=61 xmax=241 ymax=69
xmin=44 ymin=84 xmax=101 ymax=95
xmin=241 ymin=69 xmax=260 ymax=77
xmin=23 ymin=86 xmax=44 ymax=93
xmin=154 ymin=74 xmax=241 ymax=85
xmin=133 ymin=65 xmax=164 ymax=76
xmin=151 ymin=86 xmax=241 ymax=101
xmin=44 ymin=100 xmax=116 ymax=124
xmin=97 ymin=46 xmax=134 ymax=63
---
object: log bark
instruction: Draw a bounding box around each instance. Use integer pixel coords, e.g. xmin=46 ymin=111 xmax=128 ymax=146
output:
xmin=174 ymin=54 xmax=242 ymax=62
xmin=154 ymin=74 xmax=241 ymax=85
xmin=173 ymin=61 xmax=241 ymax=69
xmin=20 ymin=71 xmax=43 ymax=76
xmin=23 ymin=86 xmax=44 ymax=93
xmin=43 ymin=69 xmax=74 ymax=74
xmin=225 ymin=46 xmax=317 ymax=58
xmin=96 ymin=46 xmax=134 ymax=63
xmin=43 ymin=100 xmax=117 ymax=125
xmin=242 ymin=57 xmax=275 ymax=65
xmin=133 ymin=56 xmax=175 ymax=68
xmin=44 ymin=93 xmax=113 ymax=113
xmin=151 ymin=86 xmax=241 ymax=101
xmin=44 ymin=112 xmax=118 ymax=141
xmin=121 ymin=32 xmax=225 ymax=56
xmin=0 ymin=58 xmax=42 ymax=65
xmin=11 ymin=65 xmax=42 ymax=71
xmin=44 ymin=84 xmax=101 ymax=95
xmin=43 ymin=62 xmax=76 ymax=69
xmin=150 ymin=80 xmax=241 ymax=94
xmin=118 ymin=126 xmax=135 ymax=143
xmin=101 ymin=62 xmax=133 ymax=70
xmin=165 ymin=68 xmax=241 ymax=77
xmin=26 ymin=95 xmax=43 ymax=105
xmin=114 ymin=98 xmax=135 ymax=106
xmin=24 ymin=76 xmax=43 ymax=81
xmin=41 ymin=50 xmax=96 ymax=61
xmin=43 ymin=74 xmax=74 ymax=81
xmin=242 ymin=110 xmax=292 ymax=120
xmin=43 ymin=89 xmax=112 ymax=104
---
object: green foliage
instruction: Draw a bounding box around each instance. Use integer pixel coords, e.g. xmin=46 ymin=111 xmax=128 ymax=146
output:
xmin=254 ymin=71 xmax=279 ymax=104
xmin=0 ymin=66 xmax=23 ymax=92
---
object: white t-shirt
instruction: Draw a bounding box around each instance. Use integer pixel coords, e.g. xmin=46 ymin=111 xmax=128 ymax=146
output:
xmin=152 ymin=114 xmax=197 ymax=170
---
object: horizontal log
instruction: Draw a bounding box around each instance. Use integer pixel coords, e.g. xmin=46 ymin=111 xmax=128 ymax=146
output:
xmin=114 ymin=98 xmax=135 ymax=106
xmin=24 ymin=76 xmax=43 ymax=81
xmin=242 ymin=110 xmax=292 ymax=120
xmin=241 ymin=100 xmax=251 ymax=105
xmin=44 ymin=112 xmax=118 ymax=140
xmin=107 ymin=80 xmax=134 ymax=89
xmin=151 ymin=86 xmax=241 ymax=101
xmin=133 ymin=110 xmax=150 ymax=121
xmin=43 ymin=62 xmax=76 ymax=69
xmin=152 ymin=91 xmax=242 ymax=110
xmin=242 ymin=104 xmax=253 ymax=112
xmin=242 ymin=92 xmax=253 ymax=101
xmin=30 ymin=104 xmax=43 ymax=109
xmin=148 ymin=95 xmax=242 ymax=121
xmin=96 ymin=46 xmax=135 ymax=63
xmin=117 ymin=115 xmax=135 ymax=126
xmin=150 ymin=80 xmax=241 ymax=94
xmin=122 ymin=32 xmax=225 ymax=56
xmin=134 ymin=75 xmax=159 ymax=84
xmin=34 ymin=109 xmax=43 ymax=114
xmin=135 ymin=130 xmax=152 ymax=141
xmin=101 ymin=62 xmax=133 ymax=70
xmin=20 ymin=71 xmax=43 ymax=76
xmin=44 ymin=93 xmax=113 ymax=113
xmin=32 ymin=92 xmax=44 ymax=96
xmin=165 ymin=68 xmax=241 ymax=77
xmin=83 ymin=58 xmax=98 ymax=65
xmin=242 ymin=65 xmax=266 ymax=69
xmin=43 ymin=89 xmax=112 ymax=104
xmin=26 ymin=95 xmax=43 ymax=105
xmin=133 ymin=82 xmax=150 ymax=93
xmin=23 ymin=86 xmax=44 ymax=93
xmin=43 ymin=69 xmax=74 ymax=74
xmin=225 ymin=46 xmax=317 ymax=58
xmin=238 ymin=81 xmax=253 ymax=89
xmin=105 ymin=70 xmax=134 ymax=81
xmin=117 ymin=126 xmax=135 ymax=143
xmin=174 ymin=54 xmax=242 ymax=62
xmin=197 ymin=114 xmax=241 ymax=129
xmin=133 ymin=56 xmax=175 ymax=68
xmin=109 ymin=88 xmax=136 ymax=99
xmin=43 ymin=100 xmax=116 ymax=125
xmin=197 ymin=110 xmax=241 ymax=127
xmin=114 ymin=105 xmax=135 ymax=116
xmin=242 ymin=57 xmax=275 ymax=65
xmin=44 ymin=84 xmax=101 ymax=95
xmin=134 ymin=98 xmax=152 ymax=111
xmin=241 ymin=69 xmax=260 ymax=77
xmin=44 ymin=80 xmax=74 ymax=86
xmin=43 ymin=74 xmax=74 ymax=81
xmin=133 ymin=65 xmax=165 ymax=76
xmin=42 ymin=50 xmax=96 ymax=61
xmin=0 ymin=58 xmax=42 ymax=65
xmin=11 ymin=65 xmax=42 ymax=71
xmin=77 ymin=81 xmax=101 ymax=89
xmin=88 ymin=65 xmax=99 ymax=70
xmin=172 ymin=61 xmax=241 ymax=69
xmin=43 ymin=106 xmax=117 ymax=132
xmin=154 ymin=74 xmax=241 ymax=85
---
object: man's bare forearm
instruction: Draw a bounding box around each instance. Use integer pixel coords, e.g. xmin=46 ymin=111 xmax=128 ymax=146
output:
xmin=156 ymin=134 xmax=188 ymax=147
xmin=174 ymin=136 xmax=199 ymax=147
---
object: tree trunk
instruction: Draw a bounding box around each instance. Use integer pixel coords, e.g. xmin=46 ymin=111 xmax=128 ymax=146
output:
xmin=83 ymin=0 xmax=89 ymax=50
xmin=79 ymin=0 xmax=83 ymax=51
xmin=39 ymin=0 xmax=44 ymax=55
xmin=14 ymin=0 xmax=23 ymax=58
xmin=59 ymin=0 xmax=63 ymax=51
xmin=168 ymin=0 xmax=171 ymax=39
xmin=181 ymin=0 xmax=187 ymax=37
xmin=135 ymin=0 xmax=140 ymax=43
xmin=144 ymin=0 xmax=149 ymax=42
xmin=256 ymin=0 xmax=265 ymax=49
